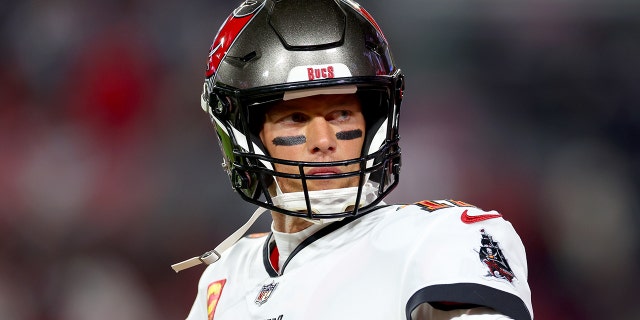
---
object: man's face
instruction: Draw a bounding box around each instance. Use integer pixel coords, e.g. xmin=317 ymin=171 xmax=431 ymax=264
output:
xmin=259 ymin=94 xmax=366 ymax=194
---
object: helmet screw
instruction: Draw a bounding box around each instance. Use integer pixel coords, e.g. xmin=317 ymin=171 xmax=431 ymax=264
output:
xmin=207 ymin=92 xmax=227 ymax=117
xmin=215 ymin=100 xmax=225 ymax=116
xmin=393 ymin=163 xmax=401 ymax=175
xmin=232 ymin=169 xmax=251 ymax=189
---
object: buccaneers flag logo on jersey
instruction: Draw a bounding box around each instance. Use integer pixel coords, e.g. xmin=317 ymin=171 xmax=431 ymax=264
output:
xmin=477 ymin=229 xmax=515 ymax=283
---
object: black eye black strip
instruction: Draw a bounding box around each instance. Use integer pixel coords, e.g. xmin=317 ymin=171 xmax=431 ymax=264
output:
xmin=336 ymin=129 xmax=363 ymax=140
xmin=271 ymin=129 xmax=362 ymax=146
xmin=272 ymin=135 xmax=306 ymax=146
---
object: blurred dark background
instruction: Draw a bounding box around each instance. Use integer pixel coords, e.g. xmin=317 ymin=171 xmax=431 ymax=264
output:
xmin=1 ymin=0 xmax=638 ymax=319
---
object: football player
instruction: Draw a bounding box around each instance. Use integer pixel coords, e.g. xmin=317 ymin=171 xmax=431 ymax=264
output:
xmin=173 ymin=0 xmax=533 ymax=319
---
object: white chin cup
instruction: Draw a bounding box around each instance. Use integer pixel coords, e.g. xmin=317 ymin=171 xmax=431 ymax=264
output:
xmin=270 ymin=182 xmax=379 ymax=219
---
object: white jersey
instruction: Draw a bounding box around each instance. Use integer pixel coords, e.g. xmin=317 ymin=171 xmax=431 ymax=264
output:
xmin=186 ymin=200 xmax=533 ymax=320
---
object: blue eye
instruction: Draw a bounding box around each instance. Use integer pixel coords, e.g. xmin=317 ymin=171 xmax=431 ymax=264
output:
xmin=331 ymin=110 xmax=351 ymax=121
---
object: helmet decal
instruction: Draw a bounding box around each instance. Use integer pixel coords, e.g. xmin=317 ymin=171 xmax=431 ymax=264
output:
xmin=233 ymin=0 xmax=264 ymax=17
xmin=286 ymin=63 xmax=352 ymax=82
xmin=205 ymin=0 xmax=265 ymax=78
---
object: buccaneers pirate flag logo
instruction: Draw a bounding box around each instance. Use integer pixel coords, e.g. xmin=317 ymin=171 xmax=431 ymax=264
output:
xmin=477 ymin=229 xmax=515 ymax=283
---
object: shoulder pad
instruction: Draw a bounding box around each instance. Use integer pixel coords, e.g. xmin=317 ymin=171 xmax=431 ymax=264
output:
xmin=394 ymin=200 xmax=505 ymax=224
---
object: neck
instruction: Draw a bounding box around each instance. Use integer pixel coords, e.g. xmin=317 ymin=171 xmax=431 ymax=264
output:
xmin=271 ymin=211 xmax=314 ymax=233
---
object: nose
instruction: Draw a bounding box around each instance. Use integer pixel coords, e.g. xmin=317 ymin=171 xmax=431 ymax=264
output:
xmin=306 ymin=116 xmax=336 ymax=155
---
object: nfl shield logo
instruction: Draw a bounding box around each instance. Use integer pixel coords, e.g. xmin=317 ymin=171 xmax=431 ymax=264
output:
xmin=255 ymin=282 xmax=278 ymax=306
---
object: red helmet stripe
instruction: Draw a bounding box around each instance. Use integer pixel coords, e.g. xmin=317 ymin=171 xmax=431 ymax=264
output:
xmin=358 ymin=7 xmax=386 ymax=42
xmin=206 ymin=14 xmax=254 ymax=78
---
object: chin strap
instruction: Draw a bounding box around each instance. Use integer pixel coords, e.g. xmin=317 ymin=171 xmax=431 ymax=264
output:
xmin=171 ymin=206 xmax=268 ymax=273
xmin=271 ymin=182 xmax=379 ymax=217
xmin=171 ymin=183 xmax=380 ymax=272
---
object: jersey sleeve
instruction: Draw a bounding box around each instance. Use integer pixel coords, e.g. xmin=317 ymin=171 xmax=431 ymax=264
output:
xmin=183 ymin=236 xmax=264 ymax=320
xmin=185 ymin=268 xmax=215 ymax=320
xmin=411 ymin=304 xmax=514 ymax=320
xmin=396 ymin=204 xmax=533 ymax=320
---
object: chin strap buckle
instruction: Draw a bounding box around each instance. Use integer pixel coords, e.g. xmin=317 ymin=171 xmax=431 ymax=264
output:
xmin=170 ymin=206 xmax=268 ymax=273
xmin=171 ymin=250 xmax=221 ymax=273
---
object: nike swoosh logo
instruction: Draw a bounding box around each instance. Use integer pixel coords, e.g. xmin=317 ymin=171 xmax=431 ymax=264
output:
xmin=460 ymin=209 xmax=502 ymax=224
